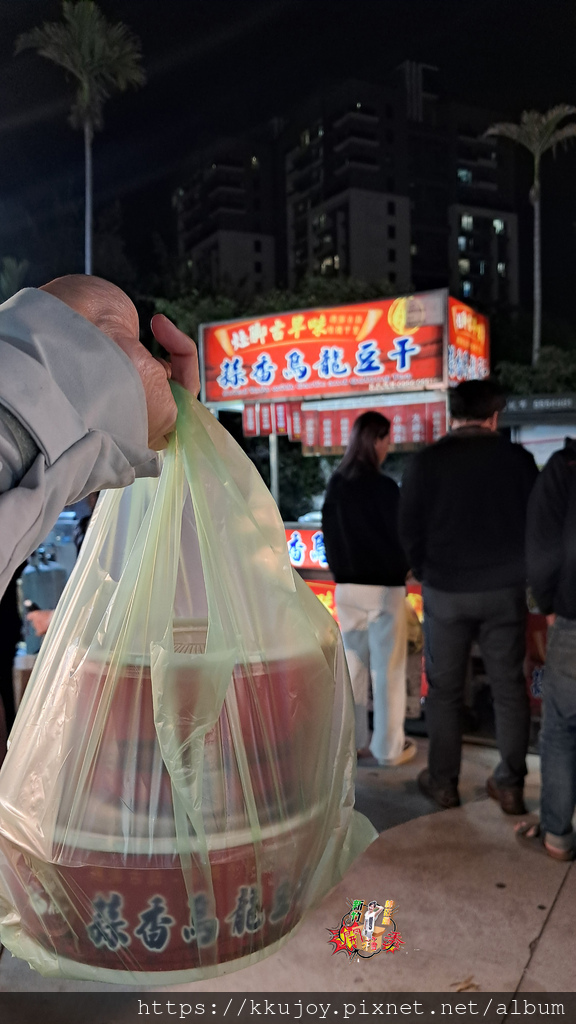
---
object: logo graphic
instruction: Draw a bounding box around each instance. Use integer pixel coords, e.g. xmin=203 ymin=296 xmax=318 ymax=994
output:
xmin=328 ymin=898 xmax=404 ymax=960
xmin=387 ymin=296 xmax=425 ymax=336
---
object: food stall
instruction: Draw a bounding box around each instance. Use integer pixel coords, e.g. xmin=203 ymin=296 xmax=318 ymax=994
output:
xmin=200 ymin=289 xmax=541 ymax=737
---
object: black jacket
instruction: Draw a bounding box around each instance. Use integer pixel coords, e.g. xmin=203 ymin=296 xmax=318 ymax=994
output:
xmin=399 ymin=427 xmax=539 ymax=593
xmin=527 ymin=438 xmax=576 ymax=619
xmin=322 ymin=469 xmax=409 ymax=586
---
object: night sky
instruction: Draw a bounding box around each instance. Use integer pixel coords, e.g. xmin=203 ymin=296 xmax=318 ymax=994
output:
xmin=0 ymin=0 xmax=574 ymax=310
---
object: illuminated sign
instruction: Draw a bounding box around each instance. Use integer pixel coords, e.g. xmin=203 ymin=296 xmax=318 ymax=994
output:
xmin=201 ymin=292 xmax=448 ymax=404
xmin=299 ymin=400 xmax=446 ymax=451
xmin=447 ymin=298 xmax=490 ymax=383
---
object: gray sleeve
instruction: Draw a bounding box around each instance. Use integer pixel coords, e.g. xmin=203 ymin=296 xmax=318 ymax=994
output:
xmin=0 ymin=288 xmax=160 ymax=598
xmin=0 ymin=404 xmax=39 ymax=491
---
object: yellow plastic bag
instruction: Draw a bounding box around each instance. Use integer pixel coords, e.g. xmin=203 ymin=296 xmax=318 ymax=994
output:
xmin=0 ymin=386 xmax=375 ymax=984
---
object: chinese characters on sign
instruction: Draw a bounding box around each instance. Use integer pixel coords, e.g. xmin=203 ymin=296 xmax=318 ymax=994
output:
xmin=286 ymin=529 xmax=328 ymax=572
xmin=205 ymin=293 xmax=489 ymax=403
xmin=448 ymin=298 xmax=490 ymax=384
xmin=298 ymin=401 xmax=447 ymax=451
xmin=242 ymin=402 xmax=301 ymax=439
xmin=85 ymin=883 xmax=283 ymax=956
xmin=203 ymin=295 xmax=447 ymax=404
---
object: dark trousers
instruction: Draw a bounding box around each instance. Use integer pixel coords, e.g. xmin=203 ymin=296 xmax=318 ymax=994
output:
xmin=0 ymin=650 xmax=17 ymax=733
xmin=423 ymin=584 xmax=530 ymax=790
xmin=540 ymin=617 xmax=576 ymax=844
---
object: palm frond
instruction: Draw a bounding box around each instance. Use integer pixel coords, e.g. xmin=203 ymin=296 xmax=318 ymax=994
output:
xmin=484 ymin=122 xmax=526 ymax=144
xmin=15 ymin=0 xmax=145 ymax=131
xmin=485 ymin=105 xmax=576 ymax=159
xmin=547 ymin=123 xmax=576 ymax=156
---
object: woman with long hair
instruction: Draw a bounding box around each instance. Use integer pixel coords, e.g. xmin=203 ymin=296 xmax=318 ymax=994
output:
xmin=322 ymin=411 xmax=415 ymax=766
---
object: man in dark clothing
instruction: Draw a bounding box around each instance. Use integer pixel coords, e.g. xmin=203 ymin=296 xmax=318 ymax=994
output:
xmin=400 ymin=379 xmax=538 ymax=811
xmin=521 ymin=438 xmax=576 ymax=860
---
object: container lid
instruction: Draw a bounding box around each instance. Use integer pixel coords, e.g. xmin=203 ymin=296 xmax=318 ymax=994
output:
xmin=52 ymin=801 xmax=324 ymax=855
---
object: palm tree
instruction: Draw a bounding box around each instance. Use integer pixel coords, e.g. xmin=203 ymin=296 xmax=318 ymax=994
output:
xmin=16 ymin=1 xmax=145 ymax=275
xmin=485 ymin=106 xmax=576 ymax=365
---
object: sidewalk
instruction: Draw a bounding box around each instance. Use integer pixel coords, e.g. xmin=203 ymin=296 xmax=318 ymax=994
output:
xmin=0 ymin=738 xmax=574 ymax=993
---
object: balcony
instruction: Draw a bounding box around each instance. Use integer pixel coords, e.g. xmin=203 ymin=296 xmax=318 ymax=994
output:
xmin=333 ymin=133 xmax=379 ymax=153
xmin=333 ymin=109 xmax=379 ymax=130
xmin=334 ymin=157 xmax=379 ymax=174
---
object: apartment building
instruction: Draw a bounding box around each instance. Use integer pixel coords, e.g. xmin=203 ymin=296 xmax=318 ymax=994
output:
xmin=175 ymin=66 xmax=519 ymax=307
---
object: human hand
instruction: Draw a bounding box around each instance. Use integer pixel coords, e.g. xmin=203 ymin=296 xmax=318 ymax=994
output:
xmin=150 ymin=315 xmax=200 ymax=396
xmin=27 ymin=609 xmax=54 ymax=637
xmin=110 ymin=315 xmax=198 ymax=451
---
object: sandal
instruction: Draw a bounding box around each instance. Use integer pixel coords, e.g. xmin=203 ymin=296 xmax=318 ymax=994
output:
xmin=515 ymin=821 xmax=574 ymax=862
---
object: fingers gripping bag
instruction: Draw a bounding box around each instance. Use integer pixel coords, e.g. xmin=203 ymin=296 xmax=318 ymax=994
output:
xmin=0 ymin=385 xmax=376 ymax=984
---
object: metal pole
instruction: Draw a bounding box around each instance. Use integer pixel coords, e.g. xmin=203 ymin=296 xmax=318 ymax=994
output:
xmin=269 ymin=432 xmax=280 ymax=506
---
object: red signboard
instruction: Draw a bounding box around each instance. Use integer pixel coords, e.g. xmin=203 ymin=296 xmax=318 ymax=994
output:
xmin=272 ymin=403 xmax=289 ymax=435
xmin=448 ymin=298 xmax=490 ymax=383
xmin=305 ymin=579 xmax=340 ymax=625
xmin=285 ymin=527 xmax=327 ymax=571
xmin=202 ymin=292 xmax=448 ymax=404
xmin=259 ymin=403 xmax=273 ymax=436
xmin=288 ymin=404 xmax=302 ymax=441
xmin=242 ymin=404 xmax=259 ymax=437
xmin=298 ymin=399 xmax=447 ymax=450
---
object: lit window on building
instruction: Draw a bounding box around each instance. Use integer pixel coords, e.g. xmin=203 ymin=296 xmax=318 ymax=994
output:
xmin=457 ymin=168 xmax=473 ymax=184
xmin=479 ymin=260 xmax=486 ymax=275
xmin=251 ymin=155 xmax=259 ymax=168
xmin=462 ymin=281 xmax=472 ymax=298
xmin=458 ymin=235 xmax=467 ymax=252
xmin=493 ymin=218 xmax=505 ymax=234
xmin=318 ymin=124 xmax=325 ymax=138
xmin=461 ymin=214 xmax=474 ymax=231
xmin=458 ymin=259 xmax=470 ymax=275
xmin=356 ymin=102 xmax=362 ymax=109
xmin=320 ymin=256 xmax=334 ymax=274
xmin=301 ymin=129 xmax=310 ymax=147
xmin=497 ymin=262 xmax=506 ymax=276
xmin=334 ymin=255 xmax=340 ymax=270
xmin=410 ymin=243 xmax=418 ymax=256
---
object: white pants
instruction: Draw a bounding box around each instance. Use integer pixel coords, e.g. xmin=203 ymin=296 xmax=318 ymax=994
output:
xmin=336 ymin=583 xmax=407 ymax=763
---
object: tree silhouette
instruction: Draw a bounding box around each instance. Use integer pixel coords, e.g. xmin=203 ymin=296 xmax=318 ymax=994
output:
xmin=485 ymin=106 xmax=576 ymax=365
xmin=16 ymin=1 xmax=145 ymax=274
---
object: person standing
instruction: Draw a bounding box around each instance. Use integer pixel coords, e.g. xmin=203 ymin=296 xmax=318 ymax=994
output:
xmin=518 ymin=438 xmax=576 ymax=860
xmin=322 ymin=411 xmax=415 ymax=766
xmin=400 ymin=380 xmax=538 ymax=811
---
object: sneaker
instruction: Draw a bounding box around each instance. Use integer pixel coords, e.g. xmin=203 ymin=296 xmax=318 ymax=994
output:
xmin=379 ymin=738 xmax=417 ymax=767
xmin=417 ymin=768 xmax=460 ymax=809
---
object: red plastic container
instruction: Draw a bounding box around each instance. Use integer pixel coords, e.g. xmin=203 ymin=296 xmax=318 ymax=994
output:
xmin=3 ymin=627 xmax=330 ymax=980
